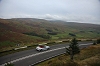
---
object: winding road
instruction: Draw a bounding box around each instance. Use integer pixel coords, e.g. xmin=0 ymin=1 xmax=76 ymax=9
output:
xmin=0 ymin=41 xmax=93 ymax=66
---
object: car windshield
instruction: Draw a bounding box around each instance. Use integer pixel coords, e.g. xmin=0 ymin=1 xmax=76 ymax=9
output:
xmin=39 ymin=45 xmax=44 ymax=48
xmin=38 ymin=44 xmax=46 ymax=48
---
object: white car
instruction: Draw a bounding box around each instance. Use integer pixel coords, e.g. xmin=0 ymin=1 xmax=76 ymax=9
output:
xmin=36 ymin=44 xmax=50 ymax=51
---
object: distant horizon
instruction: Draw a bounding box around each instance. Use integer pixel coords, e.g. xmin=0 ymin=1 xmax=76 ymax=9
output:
xmin=0 ymin=17 xmax=100 ymax=25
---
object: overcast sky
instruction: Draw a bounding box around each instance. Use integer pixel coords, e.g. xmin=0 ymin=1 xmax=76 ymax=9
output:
xmin=0 ymin=0 xmax=100 ymax=24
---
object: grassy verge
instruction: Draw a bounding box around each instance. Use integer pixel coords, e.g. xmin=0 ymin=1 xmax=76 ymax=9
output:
xmin=36 ymin=44 xmax=100 ymax=66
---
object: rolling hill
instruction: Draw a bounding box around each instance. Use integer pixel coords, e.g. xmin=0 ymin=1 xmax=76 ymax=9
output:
xmin=0 ymin=18 xmax=100 ymax=51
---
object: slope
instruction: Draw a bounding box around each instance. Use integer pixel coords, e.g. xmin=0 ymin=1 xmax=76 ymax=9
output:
xmin=0 ymin=18 xmax=100 ymax=51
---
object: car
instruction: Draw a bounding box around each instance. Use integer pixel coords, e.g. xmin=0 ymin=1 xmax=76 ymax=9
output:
xmin=36 ymin=44 xmax=50 ymax=51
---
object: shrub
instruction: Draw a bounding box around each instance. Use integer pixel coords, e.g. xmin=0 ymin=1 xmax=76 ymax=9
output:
xmin=62 ymin=40 xmax=69 ymax=42
xmin=47 ymin=42 xmax=55 ymax=44
xmin=77 ymin=40 xmax=82 ymax=41
xmin=48 ymin=32 xmax=57 ymax=35
xmin=69 ymin=33 xmax=76 ymax=36
xmin=97 ymin=39 xmax=100 ymax=44
xmin=23 ymin=32 xmax=51 ymax=39
xmin=86 ymin=39 xmax=92 ymax=41
xmin=93 ymin=41 xmax=96 ymax=45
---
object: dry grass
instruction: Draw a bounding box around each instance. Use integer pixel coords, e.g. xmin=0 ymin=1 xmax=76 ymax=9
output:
xmin=79 ymin=54 xmax=100 ymax=66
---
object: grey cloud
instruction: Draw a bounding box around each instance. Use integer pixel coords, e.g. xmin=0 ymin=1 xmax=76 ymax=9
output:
xmin=0 ymin=0 xmax=100 ymax=24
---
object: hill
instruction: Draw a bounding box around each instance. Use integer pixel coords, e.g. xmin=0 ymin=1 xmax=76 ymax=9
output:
xmin=0 ymin=18 xmax=100 ymax=51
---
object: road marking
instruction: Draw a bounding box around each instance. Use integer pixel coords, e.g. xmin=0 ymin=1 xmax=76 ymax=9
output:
xmin=79 ymin=43 xmax=93 ymax=46
xmin=30 ymin=52 xmax=66 ymax=66
xmin=0 ymin=47 xmax=65 ymax=66
xmin=0 ymin=43 xmax=93 ymax=66
xmin=30 ymin=43 xmax=93 ymax=66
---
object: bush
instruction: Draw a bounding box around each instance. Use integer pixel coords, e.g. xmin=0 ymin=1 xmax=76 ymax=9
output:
xmin=48 ymin=32 xmax=58 ymax=35
xmin=77 ymin=40 xmax=82 ymax=41
xmin=39 ymin=34 xmax=51 ymax=39
xmin=97 ymin=39 xmax=100 ymax=44
xmin=23 ymin=32 xmax=51 ymax=39
xmin=47 ymin=42 xmax=56 ymax=44
xmin=93 ymin=41 xmax=96 ymax=45
xmin=62 ymin=40 xmax=69 ymax=42
xmin=69 ymin=33 xmax=76 ymax=36
xmin=86 ymin=39 xmax=92 ymax=41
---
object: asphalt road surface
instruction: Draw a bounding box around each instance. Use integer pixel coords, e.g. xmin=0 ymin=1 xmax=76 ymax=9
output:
xmin=0 ymin=41 xmax=93 ymax=66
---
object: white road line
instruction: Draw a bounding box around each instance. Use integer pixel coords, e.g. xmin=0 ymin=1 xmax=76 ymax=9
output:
xmin=30 ymin=52 xmax=66 ymax=66
xmin=30 ymin=43 xmax=93 ymax=66
xmin=0 ymin=43 xmax=92 ymax=66
xmin=79 ymin=43 xmax=93 ymax=46
xmin=0 ymin=47 xmax=65 ymax=66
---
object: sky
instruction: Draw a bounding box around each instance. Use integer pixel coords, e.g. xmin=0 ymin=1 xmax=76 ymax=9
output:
xmin=0 ymin=0 xmax=100 ymax=24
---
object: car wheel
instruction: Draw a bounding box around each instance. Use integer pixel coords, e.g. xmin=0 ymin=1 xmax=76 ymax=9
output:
xmin=39 ymin=49 xmax=42 ymax=51
xmin=47 ymin=48 xmax=50 ymax=50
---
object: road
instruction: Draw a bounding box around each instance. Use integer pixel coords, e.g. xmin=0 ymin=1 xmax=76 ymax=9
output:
xmin=0 ymin=41 xmax=93 ymax=66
